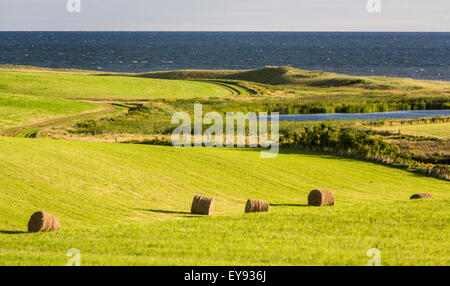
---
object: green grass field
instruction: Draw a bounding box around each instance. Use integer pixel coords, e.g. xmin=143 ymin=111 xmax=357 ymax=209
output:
xmin=0 ymin=92 xmax=98 ymax=129
xmin=0 ymin=70 xmax=232 ymax=100
xmin=0 ymin=137 xmax=448 ymax=265
xmin=379 ymin=122 xmax=450 ymax=139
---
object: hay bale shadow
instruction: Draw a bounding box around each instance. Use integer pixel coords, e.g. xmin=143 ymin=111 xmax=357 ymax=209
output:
xmin=270 ymin=203 xmax=310 ymax=207
xmin=0 ymin=230 xmax=28 ymax=235
xmin=176 ymin=215 xmax=205 ymax=219
xmin=134 ymin=208 xmax=191 ymax=215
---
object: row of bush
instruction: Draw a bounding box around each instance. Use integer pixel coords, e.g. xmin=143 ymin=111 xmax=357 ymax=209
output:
xmin=362 ymin=115 xmax=450 ymax=127
xmin=162 ymin=97 xmax=450 ymax=115
xmin=269 ymin=98 xmax=450 ymax=115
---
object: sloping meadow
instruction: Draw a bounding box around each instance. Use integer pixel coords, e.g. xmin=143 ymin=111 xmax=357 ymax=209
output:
xmin=0 ymin=137 xmax=448 ymax=265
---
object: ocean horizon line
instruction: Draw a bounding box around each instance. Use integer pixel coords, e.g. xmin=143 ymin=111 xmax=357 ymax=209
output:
xmin=1 ymin=30 xmax=449 ymax=33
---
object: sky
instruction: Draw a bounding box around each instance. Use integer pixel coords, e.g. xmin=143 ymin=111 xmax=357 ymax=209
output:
xmin=0 ymin=0 xmax=449 ymax=31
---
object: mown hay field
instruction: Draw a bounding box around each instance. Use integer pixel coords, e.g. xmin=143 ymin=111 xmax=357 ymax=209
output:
xmin=0 ymin=138 xmax=448 ymax=265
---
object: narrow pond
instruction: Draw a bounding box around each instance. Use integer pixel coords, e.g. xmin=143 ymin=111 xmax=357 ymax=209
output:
xmin=255 ymin=110 xmax=450 ymax=122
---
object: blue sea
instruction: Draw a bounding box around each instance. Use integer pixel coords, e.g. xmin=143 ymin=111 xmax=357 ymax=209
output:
xmin=0 ymin=32 xmax=449 ymax=80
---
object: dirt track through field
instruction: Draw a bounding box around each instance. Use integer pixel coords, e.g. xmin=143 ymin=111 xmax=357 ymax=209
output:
xmin=0 ymin=80 xmax=245 ymax=138
xmin=0 ymin=102 xmax=117 ymax=137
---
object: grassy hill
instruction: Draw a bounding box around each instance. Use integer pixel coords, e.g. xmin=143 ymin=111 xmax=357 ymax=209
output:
xmin=0 ymin=70 xmax=232 ymax=100
xmin=135 ymin=66 xmax=450 ymax=90
xmin=0 ymin=137 xmax=448 ymax=265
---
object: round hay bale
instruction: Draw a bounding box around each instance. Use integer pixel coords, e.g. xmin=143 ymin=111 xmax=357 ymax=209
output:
xmin=191 ymin=195 xmax=215 ymax=215
xmin=28 ymin=211 xmax=61 ymax=233
xmin=245 ymin=199 xmax=270 ymax=213
xmin=308 ymin=190 xmax=335 ymax=207
xmin=410 ymin=193 xmax=433 ymax=200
